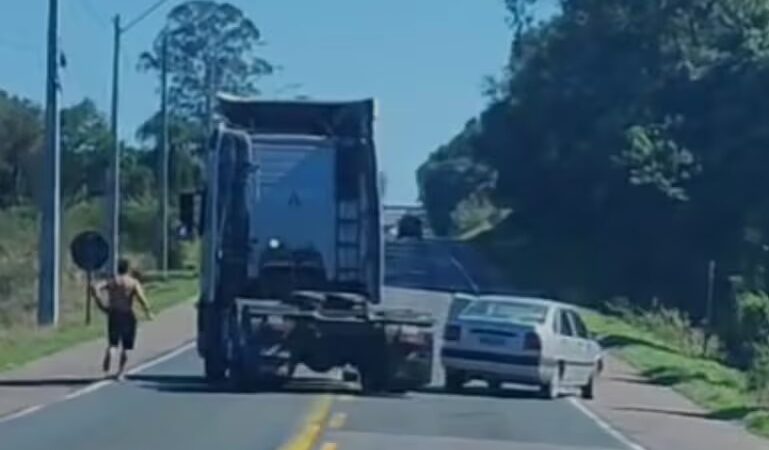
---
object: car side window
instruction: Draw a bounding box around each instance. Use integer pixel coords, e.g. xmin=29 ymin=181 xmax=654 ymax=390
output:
xmin=569 ymin=311 xmax=589 ymax=339
xmin=558 ymin=310 xmax=575 ymax=337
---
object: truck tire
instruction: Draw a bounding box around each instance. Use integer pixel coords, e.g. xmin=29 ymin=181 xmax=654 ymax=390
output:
xmin=445 ymin=370 xmax=465 ymax=393
xmin=205 ymin=355 xmax=227 ymax=382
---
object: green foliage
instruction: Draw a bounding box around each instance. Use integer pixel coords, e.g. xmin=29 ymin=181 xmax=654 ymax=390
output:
xmin=138 ymin=1 xmax=273 ymax=128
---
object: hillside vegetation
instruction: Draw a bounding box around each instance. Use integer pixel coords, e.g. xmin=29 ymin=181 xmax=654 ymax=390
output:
xmin=418 ymin=0 xmax=769 ymax=432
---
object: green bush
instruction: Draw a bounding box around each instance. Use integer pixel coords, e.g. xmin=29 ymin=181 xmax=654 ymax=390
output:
xmin=748 ymin=342 xmax=769 ymax=407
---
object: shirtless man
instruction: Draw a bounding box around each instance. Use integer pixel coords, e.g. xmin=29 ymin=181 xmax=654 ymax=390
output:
xmin=91 ymin=258 xmax=153 ymax=379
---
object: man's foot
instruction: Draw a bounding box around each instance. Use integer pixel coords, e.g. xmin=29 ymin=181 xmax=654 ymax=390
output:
xmin=102 ymin=352 xmax=111 ymax=373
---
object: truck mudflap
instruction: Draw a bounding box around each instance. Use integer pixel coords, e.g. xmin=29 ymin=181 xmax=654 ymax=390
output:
xmin=384 ymin=323 xmax=435 ymax=390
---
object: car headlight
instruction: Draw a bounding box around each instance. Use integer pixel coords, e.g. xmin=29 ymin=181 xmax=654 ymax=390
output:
xmin=268 ymin=238 xmax=281 ymax=249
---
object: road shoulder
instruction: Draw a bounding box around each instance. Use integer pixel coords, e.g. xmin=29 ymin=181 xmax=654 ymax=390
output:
xmin=0 ymin=299 xmax=196 ymax=420
xmin=584 ymin=354 xmax=768 ymax=450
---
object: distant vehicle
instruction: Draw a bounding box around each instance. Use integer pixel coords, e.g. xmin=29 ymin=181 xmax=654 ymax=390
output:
xmin=441 ymin=294 xmax=603 ymax=399
xmin=397 ymin=214 xmax=423 ymax=240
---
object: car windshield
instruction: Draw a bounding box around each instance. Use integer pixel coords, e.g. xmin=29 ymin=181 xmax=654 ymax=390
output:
xmin=460 ymin=300 xmax=549 ymax=324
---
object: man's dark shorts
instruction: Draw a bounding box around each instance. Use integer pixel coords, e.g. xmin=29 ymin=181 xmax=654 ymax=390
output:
xmin=107 ymin=310 xmax=137 ymax=350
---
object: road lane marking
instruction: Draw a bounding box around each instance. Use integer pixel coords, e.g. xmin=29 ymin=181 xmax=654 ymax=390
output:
xmin=449 ymin=255 xmax=479 ymax=294
xmin=278 ymin=395 xmax=333 ymax=450
xmin=568 ymin=398 xmax=647 ymax=450
xmin=0 ymin=405 xmax=43 ymax=425
xmin=0 ymin=340 xmax=195 ymax=424
xmin=328 ymin=412 xmax=347 ymax=429
xmin=320 ymin=443 xmax=338 ymax=450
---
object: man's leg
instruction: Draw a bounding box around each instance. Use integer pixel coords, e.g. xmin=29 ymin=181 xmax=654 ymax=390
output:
xmin=105 ymin=313 xmax=119 ymax=375
xmin=117 ymin=314 xmax=137 ymax=379
xmin=102 ymin=347 xmax=114 ymax=373
xmin=117 ymin=349 xmax=129 ymax=379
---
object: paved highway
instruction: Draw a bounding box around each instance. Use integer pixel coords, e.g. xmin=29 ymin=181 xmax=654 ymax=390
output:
xmin=1 ymin=239 xmax=636 ymax=450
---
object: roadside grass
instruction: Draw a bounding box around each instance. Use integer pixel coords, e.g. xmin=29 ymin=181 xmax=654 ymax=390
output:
xmin=0 ymin=272 xmax=198 ymax=373
xmin=582 ymin=310 xmax=769 ymax=438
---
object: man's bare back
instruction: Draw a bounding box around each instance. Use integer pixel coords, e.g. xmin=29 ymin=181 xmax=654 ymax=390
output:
xmin=91 ymin=259 xmax=153 ymax=378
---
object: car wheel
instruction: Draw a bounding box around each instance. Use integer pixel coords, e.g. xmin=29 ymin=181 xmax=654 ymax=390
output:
xmin=581 ymin=375 xmax=595 ymax=399
xmin=539 ymin=365 xmax=561 ymax=399
xmin=445 ymin=370 xmax=465 ymax=393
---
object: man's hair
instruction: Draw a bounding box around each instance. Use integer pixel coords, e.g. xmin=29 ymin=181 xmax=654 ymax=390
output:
xmin=117 ymin=258 xmax=131 ymax=275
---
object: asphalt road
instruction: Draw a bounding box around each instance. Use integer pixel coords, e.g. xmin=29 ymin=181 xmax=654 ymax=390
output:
xmin=1 ymin=239 xmax=635 ymax=450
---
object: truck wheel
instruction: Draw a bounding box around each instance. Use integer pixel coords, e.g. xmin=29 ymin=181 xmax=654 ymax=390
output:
xmin=360 ymin=367 xmax=385 ymax=393
xmin=205 ymin=355 xmax=227 ymax=382
xmin=445 ymin=370 xmax=465 ymax=393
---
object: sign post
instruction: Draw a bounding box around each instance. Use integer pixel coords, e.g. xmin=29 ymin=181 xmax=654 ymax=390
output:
xmin=70 ymin=231 xmax=110 ymax=325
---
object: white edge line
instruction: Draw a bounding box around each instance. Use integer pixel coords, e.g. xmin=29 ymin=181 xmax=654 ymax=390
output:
xmin=0 ymin=340 xmax=196 ymax=425
xmin=568 ymin=397 xmax=648 ymax=450
xmin=449 ymin=255 xmax=480 ymax=294
xmin=0 ymin=405 xmax=44 ymax=424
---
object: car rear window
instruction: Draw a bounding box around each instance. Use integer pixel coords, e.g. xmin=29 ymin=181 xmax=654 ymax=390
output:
xmin=460 ymin=300 xmax=549 ymax=324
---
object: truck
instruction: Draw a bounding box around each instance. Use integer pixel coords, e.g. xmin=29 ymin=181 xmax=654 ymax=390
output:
xmin=179 ymin=94 xmax=435 ymax=393
xmin=397 ymin=214 xmax=423 ymax=240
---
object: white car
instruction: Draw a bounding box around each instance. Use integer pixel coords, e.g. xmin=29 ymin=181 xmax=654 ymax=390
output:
xmin=440 ymin=293 xmax=603 ymax=399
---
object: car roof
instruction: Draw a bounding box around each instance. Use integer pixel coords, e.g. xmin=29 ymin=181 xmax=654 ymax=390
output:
xmin=459 ymin=293 xmax=575 ymax=312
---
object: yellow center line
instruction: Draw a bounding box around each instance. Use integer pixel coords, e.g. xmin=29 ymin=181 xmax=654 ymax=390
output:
xmin=278 ymin=395 xmax=333 ymax=450
xmin=328 ymin=412 xmax=347 ymax=430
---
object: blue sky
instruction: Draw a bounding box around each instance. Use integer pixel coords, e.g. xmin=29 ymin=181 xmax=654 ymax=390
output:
xmin=0 ymin=1 xmax=529 ymax=204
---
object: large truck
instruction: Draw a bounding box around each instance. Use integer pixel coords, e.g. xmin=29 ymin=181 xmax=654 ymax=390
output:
xmin=397 ymin=214 xmax=423 ymax=240
xmin=179 ymin=94 xmax=435 ymax=392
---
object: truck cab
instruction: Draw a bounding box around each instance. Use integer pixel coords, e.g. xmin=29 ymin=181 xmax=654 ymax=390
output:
xmin=179 ymin=94 xmax=433 ymax=392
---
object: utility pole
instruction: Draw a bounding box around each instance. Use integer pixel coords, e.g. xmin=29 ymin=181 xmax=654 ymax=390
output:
xmin=159 ymin=30 xmax=170 ymax=277
xmin=107 ymin=14 xmax=121 ymax=275
xmin=38 ymin=0 xmax=61 ymax=326
xmin=703 ymin=259 xmax=717 ymax=355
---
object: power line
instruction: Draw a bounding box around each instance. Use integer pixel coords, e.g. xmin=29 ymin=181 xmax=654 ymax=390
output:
xmin=123 ymin=0 xmax=174 ymax=33
xmin=77 ymin=0 xmax=108 ymax=27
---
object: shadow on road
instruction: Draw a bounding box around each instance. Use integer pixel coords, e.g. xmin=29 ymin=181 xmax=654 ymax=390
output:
xmin=0 ymin=376 xmax=103 ymax=387
xmin=417 ymin=384 xmax=546 ymax=400
xmin=129 ymin=373 xmax=382 ymax=397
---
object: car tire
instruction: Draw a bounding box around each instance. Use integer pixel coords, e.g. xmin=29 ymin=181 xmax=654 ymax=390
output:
xmin=445 ymin=370 xmax=465 ymax=393
xmin=581 ymin=375 xmax=595 ymax=400
xmin=539 ymin=365 xmax=561 ymax=399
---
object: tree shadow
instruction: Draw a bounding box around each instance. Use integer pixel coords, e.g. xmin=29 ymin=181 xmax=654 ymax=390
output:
xmin=614 ymin=405 xmax=762 ymax=422
xmin=0 ymin=376 xmax=104 ymax=387
xmin=598 ymin=334 xmax=678 ymax=354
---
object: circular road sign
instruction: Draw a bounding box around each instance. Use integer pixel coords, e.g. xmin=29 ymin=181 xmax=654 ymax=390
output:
xmin=70 ymin=231 xmax=110 ymax=272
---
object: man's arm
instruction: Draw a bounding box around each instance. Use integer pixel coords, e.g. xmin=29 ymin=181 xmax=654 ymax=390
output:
xmin=134 ymin=282 xmax=154 ymax=320
xmin=89 ymin=281 xmax=108 ymax=313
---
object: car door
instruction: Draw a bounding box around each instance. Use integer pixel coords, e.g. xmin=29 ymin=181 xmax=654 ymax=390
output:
xmin=554 ymin=308 xmax=580 ymax=385
xmin=566 ymin=309 xmax=594 ymax=385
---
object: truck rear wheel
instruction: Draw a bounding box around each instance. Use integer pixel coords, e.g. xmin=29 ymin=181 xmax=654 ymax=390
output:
xmin=205 ymin=355 xmax=227 ymax=382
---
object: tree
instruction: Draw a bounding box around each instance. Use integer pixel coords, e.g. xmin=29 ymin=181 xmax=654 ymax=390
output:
xmin=60 ymin=99 xmax=111 ymax=202
xmin=0 ymin=90 xmax=42 ymax=206
xmin=419 ymin=0 xmax=769 ymax=315
xmin=138 ymin=1 xmax=274 ymax=129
